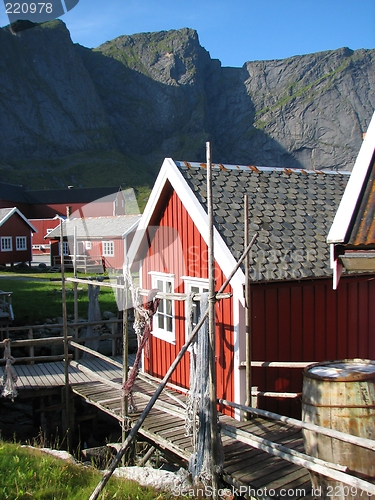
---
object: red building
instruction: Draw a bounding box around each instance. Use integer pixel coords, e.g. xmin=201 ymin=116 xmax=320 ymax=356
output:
xmin=0 ymin=208 xmax=36 ymax=266
xmin=47 ymin=215 xmax=141 ymax=271
xmin=128 ymin=158 xmax=375 ymax=418
xmin=0 ymin=184 xmax=130 ymax=259
xmin=29 ymin=216 xmax=62 ymax=256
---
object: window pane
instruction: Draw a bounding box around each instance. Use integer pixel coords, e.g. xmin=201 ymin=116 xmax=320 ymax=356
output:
xmin=166 ymin=299 xmax=172 ymax=316
xmin=158 ymin=315 xmax=164 ymax=329
xmin=166 ymin=316 xmax=172 ymax=332
xmin=157 ymin=280 xmax=163 ymax=291
xmin=158 ymin=299 xmax=164 ymax=313
xmin=166 ymin=281 xmax=172 ymax=293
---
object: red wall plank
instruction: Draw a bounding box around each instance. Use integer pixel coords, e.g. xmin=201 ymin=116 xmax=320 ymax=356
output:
xmin=141 ymin=190 xmax=234 ymax=411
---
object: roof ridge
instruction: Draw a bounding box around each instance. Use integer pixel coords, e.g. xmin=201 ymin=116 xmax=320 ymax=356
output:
xmin=176 ymin=160 xmax=350 ymax=176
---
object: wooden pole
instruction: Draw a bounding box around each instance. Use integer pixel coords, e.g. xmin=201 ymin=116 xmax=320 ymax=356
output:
xmin=206 ymin=141 xmax=219 ymax=497
xmin=73 ymin=225 xmax=77 ymax=278
xmin=122 ymin=274 xmax=129 ymax=460
xmin=89 ymin=233 xmax=258 ymax=500
xmin=244 ymin=194 xmax=252 ymax=418
xmin=61 ymin=220 xmax=71 ymax=451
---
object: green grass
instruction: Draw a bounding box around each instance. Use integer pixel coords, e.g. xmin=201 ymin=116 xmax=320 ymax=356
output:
xmin=0 ymin=270 xmax=119 ymax=325
xmin=0 ymin=441 xmax=170 ymax=500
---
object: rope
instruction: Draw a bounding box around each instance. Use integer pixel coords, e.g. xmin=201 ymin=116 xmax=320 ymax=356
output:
xmin=122 ymin=267 xmax=160 ymax=409
xmin=1 ymin=339 xmax=18 ymax=401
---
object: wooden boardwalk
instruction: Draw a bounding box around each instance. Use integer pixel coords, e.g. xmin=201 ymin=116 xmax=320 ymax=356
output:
xmin=0 ymin=357 xmax=312 ymax=499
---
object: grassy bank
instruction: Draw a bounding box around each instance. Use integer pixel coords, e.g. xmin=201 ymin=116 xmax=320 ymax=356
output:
xmin=0 ymin=270 xmax=119 ymax=325
xmin=0 ymin=441 xmax=170 ymax=499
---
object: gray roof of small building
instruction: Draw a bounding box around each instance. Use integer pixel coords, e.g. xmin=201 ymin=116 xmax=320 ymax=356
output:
xmin=46 ymin=215 xmax=141 ymax=239
xmin=176 ymin=162 xmax=350 ymax=282
xmin=25 ymin=186 xmax=123 ymax=205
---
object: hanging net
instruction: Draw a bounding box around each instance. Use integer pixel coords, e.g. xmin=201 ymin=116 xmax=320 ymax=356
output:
xmin=83 ymin=283 xmax=101 ymax=357
xmin=185 ymin=292 xmax=223 ymax=487
xmin=1 ymin=339 xmax=18 ymax=401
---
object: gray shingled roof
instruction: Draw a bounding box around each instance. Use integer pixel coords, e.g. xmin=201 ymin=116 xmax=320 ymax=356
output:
xmin=176 ymin=162 xmax=350 ymax=282
xmin=46 ymin=215 xmax=141 ymax=239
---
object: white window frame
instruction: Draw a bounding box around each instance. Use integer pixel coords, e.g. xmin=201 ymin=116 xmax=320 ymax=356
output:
xmin=59 ymin=241 xmax=69 ymax=256
xmin=16 ymin=236 xmax=27 ymax=251
xmin=103 ymin=240 xmax=114 ymax=257
xmin=1 ymin=237 xmax=12 ymax=252
xmin=182 ymin=276 xmax=209 ymax=344
xmin=85 ymin=240 xmax=92 ymax=250
xmin=149 ymin=272 xmax=175 ymax=344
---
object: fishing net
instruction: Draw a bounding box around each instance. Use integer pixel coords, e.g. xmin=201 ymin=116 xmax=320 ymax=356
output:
xmin=185 ymin=292 xmax=223 ymax=487
xmin=1 ymin=339 xmax=18 ymax=401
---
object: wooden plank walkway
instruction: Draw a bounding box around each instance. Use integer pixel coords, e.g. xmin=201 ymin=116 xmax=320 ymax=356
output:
xmin=0 ymin=358 xmax=312 ymax=499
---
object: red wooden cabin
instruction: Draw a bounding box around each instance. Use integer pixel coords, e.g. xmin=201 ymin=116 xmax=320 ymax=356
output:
xmin=0 ymin=208 xmax=36 ymax=266
xmin=129 ymin=158 xmax=375 ymax=418
xmin=47 ymin=215 xmax=141 ymax=272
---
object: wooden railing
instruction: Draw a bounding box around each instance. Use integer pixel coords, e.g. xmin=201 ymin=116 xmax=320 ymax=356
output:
xmin=240 ymin=360 xmax=315 ymax=400
xmin=219 ymin=399 xmax=375 ymax=496
xmin=0 ymin=319 xmax=122 ymax=364
xmin=53 ymin=255 xmax=104 ymax=274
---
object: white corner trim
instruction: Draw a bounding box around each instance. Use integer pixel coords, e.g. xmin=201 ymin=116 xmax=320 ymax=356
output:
xmin=232 ymin=287 xmax=243 ymax=419
xmin=327 ymin=111 xmax=375 ymax=244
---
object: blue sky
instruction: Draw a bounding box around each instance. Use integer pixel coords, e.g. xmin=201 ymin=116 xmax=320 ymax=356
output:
xmin=1 ymin=0 xmax=375 ymax=66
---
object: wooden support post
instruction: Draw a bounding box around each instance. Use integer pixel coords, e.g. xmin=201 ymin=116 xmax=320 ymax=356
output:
xmin=61 ymin=220 xmax=71 ymax=452
xmin=138 ymin=445 xmax=155 ymax=467
xmin=206 ymin=141 xmax=219 ymax=497
xmin=122 ymin=274 xmax=129 ymax=459
xmin=244 ymin=194 xmax=252 ymax=419
xmin=89 ymin=233 xmax=258 ymax=500
xmin=28 ymin=328 xmax=34 ymax=363
xmin=73 ymin=282 xmax=79 ymax=360
xmin=73 ymin=225 xmax=77 ymax=278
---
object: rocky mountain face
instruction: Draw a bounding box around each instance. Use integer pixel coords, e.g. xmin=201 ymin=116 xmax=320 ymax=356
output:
xmin=0 ymin=21 xmax=374 ymax=191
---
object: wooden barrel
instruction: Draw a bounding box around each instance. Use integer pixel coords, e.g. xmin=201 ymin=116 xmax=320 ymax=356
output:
xmin=302 ymin=359 xmax=375 ymax=500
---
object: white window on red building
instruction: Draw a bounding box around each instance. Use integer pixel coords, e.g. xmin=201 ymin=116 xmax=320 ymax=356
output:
xmin=16 ymin=236 xmax=27 ymax=250
xmin=1 ymin=237 xmax=12 ymax=252
xmin=102 ymin=241 xmax=114 ymax=256
xmin=182 ymin=277 xmax=209 ymax=344
xmin=149 ymin=272 xmax=175 ymax=344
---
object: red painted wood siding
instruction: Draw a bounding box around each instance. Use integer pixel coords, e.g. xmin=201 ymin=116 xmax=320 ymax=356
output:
xmin=50 ymin=238 xmax=124 ymax=270
xmin=251 ymin=275 xmax=375 ymax=417
xmin=141 ymin=190 xmax=235 ymax=406
xmin=30 ymin=219 xmax=60 ymax=252
xmin=31 ymin=201 xmax=117 ymax=219
xmin=0 ymin=214 xmax=33 ymax=265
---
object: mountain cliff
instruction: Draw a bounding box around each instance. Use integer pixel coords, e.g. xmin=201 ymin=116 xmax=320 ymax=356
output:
xmin=0 ymin=20 xmax=374 ymax=194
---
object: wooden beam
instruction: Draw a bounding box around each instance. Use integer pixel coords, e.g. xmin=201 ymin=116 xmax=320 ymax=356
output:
xmin=69 ymin=341 xmax=123 ymax=369
xmin=219 ymin=399 xmax=375 ymax=451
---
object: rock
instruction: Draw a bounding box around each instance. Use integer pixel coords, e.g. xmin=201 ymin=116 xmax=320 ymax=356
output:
xmin=113 ymin=466 xmax=193 ymax=493
xmin=102 ymin=311 xmax=116 ymax=320
xmin=98 ymin=339 xmax=112 ymax=356
xmin=0 ymin=22 xmax=373 ymax=189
